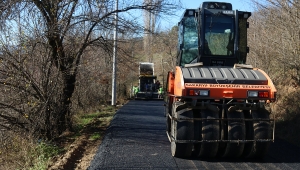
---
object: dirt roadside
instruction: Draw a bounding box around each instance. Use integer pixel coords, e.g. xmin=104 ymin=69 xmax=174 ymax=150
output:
xmin=47 ymin=111 xmax=114 ymax=170
xmin=47 ymin=134 xmax=102 ymax=170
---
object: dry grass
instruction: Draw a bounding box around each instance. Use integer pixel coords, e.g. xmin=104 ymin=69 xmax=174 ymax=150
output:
xmin=271 ymin=84 xmax=300 ymax=147
xmin=0 ymin=132 xmax=62 ymax=170
xmin=0 ymin=105 xmax=117 ymax=170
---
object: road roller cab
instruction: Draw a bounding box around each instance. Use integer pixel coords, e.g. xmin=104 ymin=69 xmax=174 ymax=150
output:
xmin=165 ymin=2 xmax=277 ymax=159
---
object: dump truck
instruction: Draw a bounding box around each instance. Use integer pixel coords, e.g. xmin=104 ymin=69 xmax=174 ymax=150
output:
xmin=135 ymin=62 xmax=160 ymax=99
xmin=165 ymin=2 xmax=276 ymax=159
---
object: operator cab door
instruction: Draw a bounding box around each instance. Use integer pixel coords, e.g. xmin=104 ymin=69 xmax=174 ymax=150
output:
xmin=177 ymin=9 xmax=199 ymax=67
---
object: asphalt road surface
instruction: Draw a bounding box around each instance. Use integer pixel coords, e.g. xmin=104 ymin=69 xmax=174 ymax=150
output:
xmin=88 ymin=100 xmax=300 ymax=170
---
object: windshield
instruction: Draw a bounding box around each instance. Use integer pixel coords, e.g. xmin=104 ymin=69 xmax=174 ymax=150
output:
xmin=204 ymin=14 xmax=235 ymax=56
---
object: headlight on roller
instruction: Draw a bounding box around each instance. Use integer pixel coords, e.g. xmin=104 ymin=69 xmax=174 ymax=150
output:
xmin=199 ymin=90 xmax=209 ymax=96
xmin=248 ymin=91 xmax=258 ymax=97
xmin=248 ymin=91 xmax=269 ymax=98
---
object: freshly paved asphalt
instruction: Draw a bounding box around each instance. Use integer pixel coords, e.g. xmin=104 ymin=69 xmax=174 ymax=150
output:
xmin=88 ymin=100 xmax=300 ymax=170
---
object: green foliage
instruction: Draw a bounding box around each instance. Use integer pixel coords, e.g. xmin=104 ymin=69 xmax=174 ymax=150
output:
xmin=73 ymin=106 xmax=115 ymax=131
xmin=28 ymin=142 xmax=63 ymax=170
xmin=89 ymin=133 xmax=102 ymax=141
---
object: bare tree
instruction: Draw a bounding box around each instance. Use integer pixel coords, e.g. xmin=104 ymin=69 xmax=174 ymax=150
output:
xmin=0 ymin=0 xmax=180 ymax=139
xmin=245 ymin=0 xmax=300 ymax=126
xmin=248 ymin=0 xmax=300 ymax=84
xmin=143 ymin=0 xmax=164 ymax=62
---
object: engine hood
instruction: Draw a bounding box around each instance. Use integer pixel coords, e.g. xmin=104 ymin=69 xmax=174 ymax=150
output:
xmin=181 ymin=67 xmax=268 ymax=85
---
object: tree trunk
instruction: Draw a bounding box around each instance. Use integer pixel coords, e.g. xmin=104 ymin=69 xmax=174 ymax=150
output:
xmin=58 ymin=71 xmax=76 ymax=134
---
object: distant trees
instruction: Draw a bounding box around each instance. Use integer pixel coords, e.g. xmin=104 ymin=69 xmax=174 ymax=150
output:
xmin=248 ymin=0 xmax=300 ymax=85
xmin=0 ymin=0 xmax=180 ymax=139
xmin=143 ymin=0 xmax=163 ymax=62
xmin=247 ymin=0 xmax=300 ymax=121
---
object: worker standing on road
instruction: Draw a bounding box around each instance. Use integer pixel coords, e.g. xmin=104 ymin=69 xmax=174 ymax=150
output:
xmin=133 ymin=85 xmax=139 ymax=97
xmin=158 ymin=86 xmax=164 ymax=99
xmin=155 ymin=80 xmax=160 ymax=90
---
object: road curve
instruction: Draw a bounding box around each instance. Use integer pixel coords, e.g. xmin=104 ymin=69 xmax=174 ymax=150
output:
xmin=88 ymin=100 xmax=300 ymax=170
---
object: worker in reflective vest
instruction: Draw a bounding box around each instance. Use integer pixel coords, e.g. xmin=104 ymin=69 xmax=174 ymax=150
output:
xmin=158 ymin=86 xmax=163 ymax=99
xmin=133 ymin=86 xmax=139 ymax=97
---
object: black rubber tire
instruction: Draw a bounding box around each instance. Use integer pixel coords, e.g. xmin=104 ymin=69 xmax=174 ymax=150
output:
xmin=242 ymin=108 xmax=271 ymax=159
xmin=198 ymin=105 xmax=219 ymax=158
xmin=222 ymin=106 xmax=245 ymax=158
xmin=171 ymin=102 xmax=194 ymax=158
xmin=164 ymin=97 xmax=172 ymax=134
xmin=192 ymin=109 xmax=201 ymax=157
xmin=164 ymin=97 xmax=169 ymax=117
xmin=242 ymin=110 xmax=253 ymax=158
xmin=166 ymin=110 xmax=171 ymax=135
xmin=166 ymin=97 xmax=173 ymax=133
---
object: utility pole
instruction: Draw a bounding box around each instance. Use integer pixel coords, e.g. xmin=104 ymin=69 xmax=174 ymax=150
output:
xmin=112 ymin=0 xmax=118 ymax=106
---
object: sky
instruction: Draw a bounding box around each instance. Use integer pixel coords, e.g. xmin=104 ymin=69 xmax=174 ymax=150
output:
xmin=159 ymin=0 xmax=254 ymax=30
xmin=182 ymin=0 xmax=253 ymax=11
